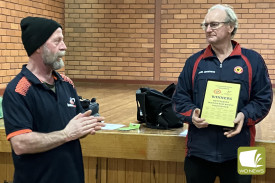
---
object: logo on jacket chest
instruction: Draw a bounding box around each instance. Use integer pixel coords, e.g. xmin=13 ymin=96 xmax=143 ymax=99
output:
xmin=234 ymin=66 xmax=243 ymax=74
xmin=67 ymin=97 xmax=76 ymax=107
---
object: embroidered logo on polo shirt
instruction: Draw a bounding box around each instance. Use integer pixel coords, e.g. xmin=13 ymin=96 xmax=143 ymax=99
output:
xmin=234 ymin=66 xmax=243 ymax=74
xmin=67 ymin=97 xmax=76 ymax=107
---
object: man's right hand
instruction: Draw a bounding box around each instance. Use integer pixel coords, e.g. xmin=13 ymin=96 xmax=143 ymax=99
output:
xmin=63 ymin=110 xmax=105 ymax=141
xmin=192 ymin=108 xmax=208 ymax=128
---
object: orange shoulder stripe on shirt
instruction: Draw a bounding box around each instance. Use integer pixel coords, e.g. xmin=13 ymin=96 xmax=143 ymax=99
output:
xmin=60 ymin=74 xmax=75 ymax=88
xmin=15 ymin=76 xmax=32 ymax=96
xmin=7 ymin=129 xmax=32 ymax=140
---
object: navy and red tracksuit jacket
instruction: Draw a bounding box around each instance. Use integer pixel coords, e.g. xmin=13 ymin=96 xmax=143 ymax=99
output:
xmin=172 ymin=41 xmax=273 ymax=163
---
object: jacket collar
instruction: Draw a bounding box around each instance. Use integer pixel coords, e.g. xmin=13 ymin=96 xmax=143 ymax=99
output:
xmin=201 ymin=40 xmax=241 ymax=59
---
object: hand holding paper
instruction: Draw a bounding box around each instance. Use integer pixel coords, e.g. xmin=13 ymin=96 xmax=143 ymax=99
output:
xmin=224 ymin=112 xmax=245 ymax=138
xmin=192 ymin=108 xmax=208 ymax=128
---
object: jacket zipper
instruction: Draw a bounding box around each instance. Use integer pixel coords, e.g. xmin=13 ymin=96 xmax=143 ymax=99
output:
xmin=219 ymin=63 xmax=222 ymax=80
xmin=216 ymin=62 xmax=223 ymax=161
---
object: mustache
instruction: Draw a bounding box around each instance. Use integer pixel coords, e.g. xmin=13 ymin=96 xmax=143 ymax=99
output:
xmin=57 ymin=51 xmax=66 ymax=57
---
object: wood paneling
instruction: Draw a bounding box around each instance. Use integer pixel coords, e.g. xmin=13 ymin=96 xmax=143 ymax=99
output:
xmin=1 ymin=152 xmax=275 ymax=183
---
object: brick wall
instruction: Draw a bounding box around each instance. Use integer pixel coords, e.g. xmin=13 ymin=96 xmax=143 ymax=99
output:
xmin=0 ymin=0 xmax=64 ymax=89
xmin=65 ymin=0 xmax=275 ymax=85
xmin=65 ymin=0 xmax=156 ymax=81
xmin=160 ymin=0 xmax=275 ymax=82
xmin=0 ymin=0 xmax=275 ymax=87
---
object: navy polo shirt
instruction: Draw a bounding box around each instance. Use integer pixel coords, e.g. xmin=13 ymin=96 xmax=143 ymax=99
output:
xmin=3 ymin=65 xmax=85 ymax=183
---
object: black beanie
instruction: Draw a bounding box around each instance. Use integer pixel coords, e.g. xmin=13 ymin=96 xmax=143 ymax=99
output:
xmin=20 ymin=17 xmax=62 ymax=56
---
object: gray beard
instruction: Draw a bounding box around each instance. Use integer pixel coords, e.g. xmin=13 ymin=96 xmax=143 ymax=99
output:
xmin=42 ymin=45 xmax=65 ymax=70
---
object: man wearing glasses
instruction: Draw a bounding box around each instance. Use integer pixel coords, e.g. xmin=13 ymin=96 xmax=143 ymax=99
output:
xmin=172 ymin=4 xmax=272 ymax=183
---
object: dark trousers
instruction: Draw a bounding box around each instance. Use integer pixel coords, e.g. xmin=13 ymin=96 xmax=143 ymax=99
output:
xmin=184 ymin=156 xmax=252 ymax=183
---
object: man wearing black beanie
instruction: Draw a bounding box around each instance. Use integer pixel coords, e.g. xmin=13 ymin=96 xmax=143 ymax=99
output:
xmin=21 ymin=16 xmax=62 ymax=57
xmin=2 ymin=16 xmax=105 ymax=183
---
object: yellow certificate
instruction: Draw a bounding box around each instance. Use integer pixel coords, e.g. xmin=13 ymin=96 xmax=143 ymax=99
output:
xmin=201 ymin=80 xmax=241 ymax=127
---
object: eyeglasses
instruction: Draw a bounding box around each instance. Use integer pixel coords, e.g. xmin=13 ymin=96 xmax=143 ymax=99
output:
xmin=201 ymin=22 xmax=229 ymax=30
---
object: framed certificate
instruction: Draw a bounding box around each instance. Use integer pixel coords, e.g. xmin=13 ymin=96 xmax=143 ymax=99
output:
xmin=201 ymin=80 xmax=241 ymax=127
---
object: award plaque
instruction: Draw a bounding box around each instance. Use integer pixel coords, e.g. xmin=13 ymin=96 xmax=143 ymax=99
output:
xmin=201 ymin=80 xmax=241 ymax=127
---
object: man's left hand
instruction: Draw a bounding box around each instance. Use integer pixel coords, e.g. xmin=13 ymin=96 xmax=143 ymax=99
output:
xmin=224 ymin=112 xmax=245 ymax=138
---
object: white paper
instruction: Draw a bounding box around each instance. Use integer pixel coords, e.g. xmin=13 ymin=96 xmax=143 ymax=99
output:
xmin=101 ymin=123 xmax=125 ymax=130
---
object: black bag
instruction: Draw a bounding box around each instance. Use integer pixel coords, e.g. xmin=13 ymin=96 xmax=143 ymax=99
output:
xmin=79 ymin=96 xmax=100 ymax=117
xmin=136 ymin=83 xmax=183 ymax=129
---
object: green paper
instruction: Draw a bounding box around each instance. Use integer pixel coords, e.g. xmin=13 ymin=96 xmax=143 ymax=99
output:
xmin=117 ymin=123 xmax=140 ymax=131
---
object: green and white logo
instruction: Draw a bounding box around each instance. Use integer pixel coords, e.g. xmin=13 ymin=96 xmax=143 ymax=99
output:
xmin=238 ymin=147 xmax=266 ymax=175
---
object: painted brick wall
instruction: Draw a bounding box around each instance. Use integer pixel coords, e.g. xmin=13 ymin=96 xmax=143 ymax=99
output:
xmin=65 ymin=0 xmax=275 ymax=85
xmin=0 ymin=0 xmax=64 ymax=89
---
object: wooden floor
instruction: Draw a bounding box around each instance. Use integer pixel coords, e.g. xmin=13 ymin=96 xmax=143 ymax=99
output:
xmin=75 ymin=82 xmax=275 ymax=142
